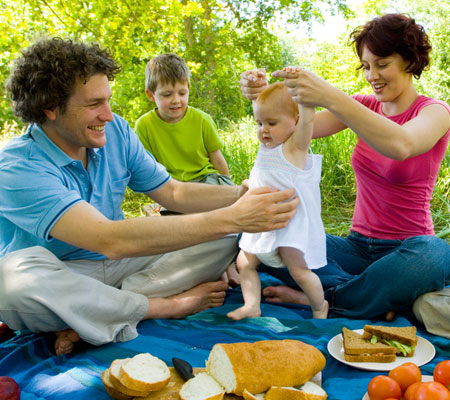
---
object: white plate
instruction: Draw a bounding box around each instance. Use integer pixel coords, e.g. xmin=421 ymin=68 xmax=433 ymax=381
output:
xmin=362 ymin=375 xmax=433 ymax=400
xmin=327 ymin=329 xmax=435 ymax=371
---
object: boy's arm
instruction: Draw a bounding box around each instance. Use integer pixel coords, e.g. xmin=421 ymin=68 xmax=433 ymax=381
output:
xmin=209 ymin=149 xmax=230 ymax=175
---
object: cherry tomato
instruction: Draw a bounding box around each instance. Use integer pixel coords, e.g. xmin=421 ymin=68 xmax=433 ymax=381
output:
xmin=434 ymin=360 xmax=450 ymax=391
xmin=367 ymin=375 xmax=402 ymax=400
xmin=388 ymin=362 xmax=422 ymax=394
xmin=415 ymin=381 xmax=450 ymax=400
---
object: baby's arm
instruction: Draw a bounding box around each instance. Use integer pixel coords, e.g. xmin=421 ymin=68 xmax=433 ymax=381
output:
xmin=209 ymin=149 xmax=230 ymax=176
xmin=284 ymin=67 xmax=315 ymax=153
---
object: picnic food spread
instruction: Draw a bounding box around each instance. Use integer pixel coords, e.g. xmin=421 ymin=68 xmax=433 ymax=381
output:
xmin=101 ymin=339 xmax=327 ymax=400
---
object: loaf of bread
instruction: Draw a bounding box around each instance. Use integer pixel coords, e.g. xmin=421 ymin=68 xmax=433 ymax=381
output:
xmin=205 ymin=340 xmax=326 ymax=396
xmin=179 ymin=372 xmax=225 ymax=400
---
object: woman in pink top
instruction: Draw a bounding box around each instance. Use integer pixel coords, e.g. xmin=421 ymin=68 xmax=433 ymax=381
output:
xmin=239 ymin=13 xmax=450 ymax=320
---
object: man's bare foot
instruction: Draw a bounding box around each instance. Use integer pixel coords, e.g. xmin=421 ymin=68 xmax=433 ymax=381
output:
xmin=312 ymin=300 xmax=329 ymax=319
xmin=55 ymin=329 xmax=80 ymax=355
xmin=147 ymin=281 xmax=228 ymax=320
xmin=227 ymin=305 xmax=261 ymax=321
xmin=262 ymin=285 xmax=310 ymax=305
xmin=225 ymin=262 xmax=240 ymax=288
xmin=385 ymin=311 xmax=396 ymax=321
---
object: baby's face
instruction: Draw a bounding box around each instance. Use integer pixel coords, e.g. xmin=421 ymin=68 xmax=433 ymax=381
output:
xmin=253 ymin=100 xmax=296 ymax=148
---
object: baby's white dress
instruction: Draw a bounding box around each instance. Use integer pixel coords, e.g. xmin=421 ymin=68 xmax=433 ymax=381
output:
xmin=239 ymin=143 xmax=326 ymax=269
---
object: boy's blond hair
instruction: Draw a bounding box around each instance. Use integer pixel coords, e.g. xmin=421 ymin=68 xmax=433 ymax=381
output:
xmin=145 ymin=53 xmax=191 ymax=92
xmin=255 ymin=81 xmax=299 ymax=119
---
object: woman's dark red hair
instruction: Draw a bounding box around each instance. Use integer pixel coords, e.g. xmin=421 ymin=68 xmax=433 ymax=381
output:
xmin=349 ymin=13 xmax=431 ymax=79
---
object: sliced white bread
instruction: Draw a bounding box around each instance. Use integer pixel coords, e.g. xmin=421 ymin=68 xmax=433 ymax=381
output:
xmin=179 ymin=372 xmax=225 ymax=400
xmin=265 ymin=382 xmax=327 ymax=400
xmin=206 ymin=340 xmax=326 ymax=396
xmin=107 ymin=358 xmax=152 ymax=397
xmin=118 ymin=353 xmax=170 ymax=392
xmin=243 ymin=389 xmax=266 ymax=399
xmin=101 ymin=368 xmax=134 ymax=400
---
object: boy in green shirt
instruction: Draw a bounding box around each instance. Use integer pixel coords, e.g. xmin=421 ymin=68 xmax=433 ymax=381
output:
xmin=135 ymin=53 xmax=238 ymax=284
xmin=135 ymin=53 xmax=233 ymax=185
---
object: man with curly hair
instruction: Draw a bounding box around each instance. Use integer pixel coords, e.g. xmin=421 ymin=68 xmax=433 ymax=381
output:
xmin=0 ymin=37 xmax=298 ymax=355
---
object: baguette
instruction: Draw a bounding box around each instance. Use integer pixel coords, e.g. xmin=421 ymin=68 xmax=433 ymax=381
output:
xmin=206 ymin=340 xmax=326 ymax=396
xmin=179 ymin=372 xmax=225 ymax=400
xmin=118 ymin=353 xmax=170 ymax=392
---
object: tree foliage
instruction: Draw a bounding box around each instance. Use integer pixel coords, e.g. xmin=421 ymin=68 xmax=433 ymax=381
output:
xmin=0 ymin=0 xmax=349 ymax=128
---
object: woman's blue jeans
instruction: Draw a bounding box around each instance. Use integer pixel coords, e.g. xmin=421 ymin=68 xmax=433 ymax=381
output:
xmin=259 ymin=232 xmax=450 ymax=318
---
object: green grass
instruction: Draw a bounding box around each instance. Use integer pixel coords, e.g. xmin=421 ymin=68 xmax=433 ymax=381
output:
xmin=1 ymin=118 xmax=449 ymax=242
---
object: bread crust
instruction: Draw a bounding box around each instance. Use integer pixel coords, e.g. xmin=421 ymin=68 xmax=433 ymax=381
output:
xmin=207 ymin=340 xmax=326 ymax=396
xmin=343 ymin=353 xmax=396 ymax=363
xmin=101 ymin=368 xmax=134 ymax=400
xmin=363 ymin=325 xmax=418 ymax=346
xmin=265 ymin=386 xmax=327 ymax=400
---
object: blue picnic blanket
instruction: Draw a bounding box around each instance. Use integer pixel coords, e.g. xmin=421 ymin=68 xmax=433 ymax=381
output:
xmin=1 ymin=273 xmax=449 ymax=400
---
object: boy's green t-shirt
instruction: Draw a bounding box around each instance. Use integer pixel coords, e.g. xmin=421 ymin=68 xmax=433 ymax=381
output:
xmin=135 ymin=106 xmax=223 ymax=182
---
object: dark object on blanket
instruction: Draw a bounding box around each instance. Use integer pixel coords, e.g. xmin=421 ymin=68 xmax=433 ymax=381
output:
xmin=0 ymin=323 xmax=14 ymax=343
xmin=0 ymin=376 xmax=21 ymax=400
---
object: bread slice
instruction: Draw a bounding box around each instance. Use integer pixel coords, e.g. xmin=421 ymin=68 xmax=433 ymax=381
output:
xmin=179 ymin=372 xmax=225 ymax=400
xmin=107 ymin=358 xmax=152 ymax=397
xmin=118 ymin=353 xmax=170 ymax=392
xmin=101 ymin=368 xmax=133 ymax=400
xmin=265 ymin=382 xmax=327 ymax=400
xmin=342 ymin=327 xmax=396 ymax=363
xmin=206 ymin=340 xmax=326 ymax=396
xmin=243 ymin=390 xmax=265 ymax=400
xmin=362 ymin=325 xmax=418 ymax=346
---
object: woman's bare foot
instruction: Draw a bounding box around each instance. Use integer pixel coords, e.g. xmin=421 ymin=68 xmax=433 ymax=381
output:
xmin=227 ymin=305 xmax=261 ymax=321
xmin=262 ymin=285 xmax=310 ymax=305
xmin=225 ymin=262 xmax=240 ymax=288
xmin=385 ymin=311 xmax=396 ymax=321
xmin=312 ymin=300 xmax=329 ymax=319
xmin=146 ymin=281 xmax=229 ymax=320
xmin=55 ymin=329 xmax=80 ymax=355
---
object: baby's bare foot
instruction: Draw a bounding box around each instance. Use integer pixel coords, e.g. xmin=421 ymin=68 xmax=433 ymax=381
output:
xmin=227 ymin=306 xmax=261 ymax=321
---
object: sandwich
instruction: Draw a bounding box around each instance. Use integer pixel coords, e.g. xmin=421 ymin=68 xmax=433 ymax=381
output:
xmin=362 ymin=325 xmax=417 ymax=357
xmin=342 ymin=327 xmax=396 ymax=363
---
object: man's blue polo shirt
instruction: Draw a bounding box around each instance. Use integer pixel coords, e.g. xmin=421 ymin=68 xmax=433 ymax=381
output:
xmin=0 ymin=114 xmax=170 ymax=260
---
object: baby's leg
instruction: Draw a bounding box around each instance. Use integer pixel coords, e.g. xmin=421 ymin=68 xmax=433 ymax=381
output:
xmin=279 ymin=247 xmax=328 ymax=319
xmin=227 ymin=251 xmax=262 ymax=320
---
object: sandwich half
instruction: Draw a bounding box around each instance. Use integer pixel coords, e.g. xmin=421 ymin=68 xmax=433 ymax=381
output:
xmin=342 ymin=327 xmax=396 ymax=362
xmin=362 ymin=325 xmax=417 ymax=357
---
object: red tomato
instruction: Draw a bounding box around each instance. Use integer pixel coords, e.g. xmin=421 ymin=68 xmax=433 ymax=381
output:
xmin=367 ymin=375 xmax=402 ymax=400
xmin=388 ymin=362 xmax=422 ymax=393
xmin=415 ymin=381 xmax=450 ymax=400
xmin=404 ymin=382 xmax=423 ymax=400
xmin=434 ymin=360 xmax=450 ymax=391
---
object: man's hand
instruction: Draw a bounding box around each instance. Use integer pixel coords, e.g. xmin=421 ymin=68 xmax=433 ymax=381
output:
xmin=229 ymin=187 xmax=299 ymax=233
xmin=239 ymin=68 xmax=268 ymax=101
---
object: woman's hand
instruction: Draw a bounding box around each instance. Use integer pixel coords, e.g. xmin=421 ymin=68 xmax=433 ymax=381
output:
xmin=239 ymin=68 xmax=268 ymax=100
xmin=272 ymin=67 xmax=337 ymax=108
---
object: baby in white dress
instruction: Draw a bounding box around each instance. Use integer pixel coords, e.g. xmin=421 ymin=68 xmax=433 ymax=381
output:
xmin=227 ymin=72 xmax=328 ymax=320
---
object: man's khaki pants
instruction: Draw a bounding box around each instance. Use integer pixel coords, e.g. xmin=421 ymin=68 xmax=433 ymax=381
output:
xmin=0 ymin=236 xmax=237 ymax=346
